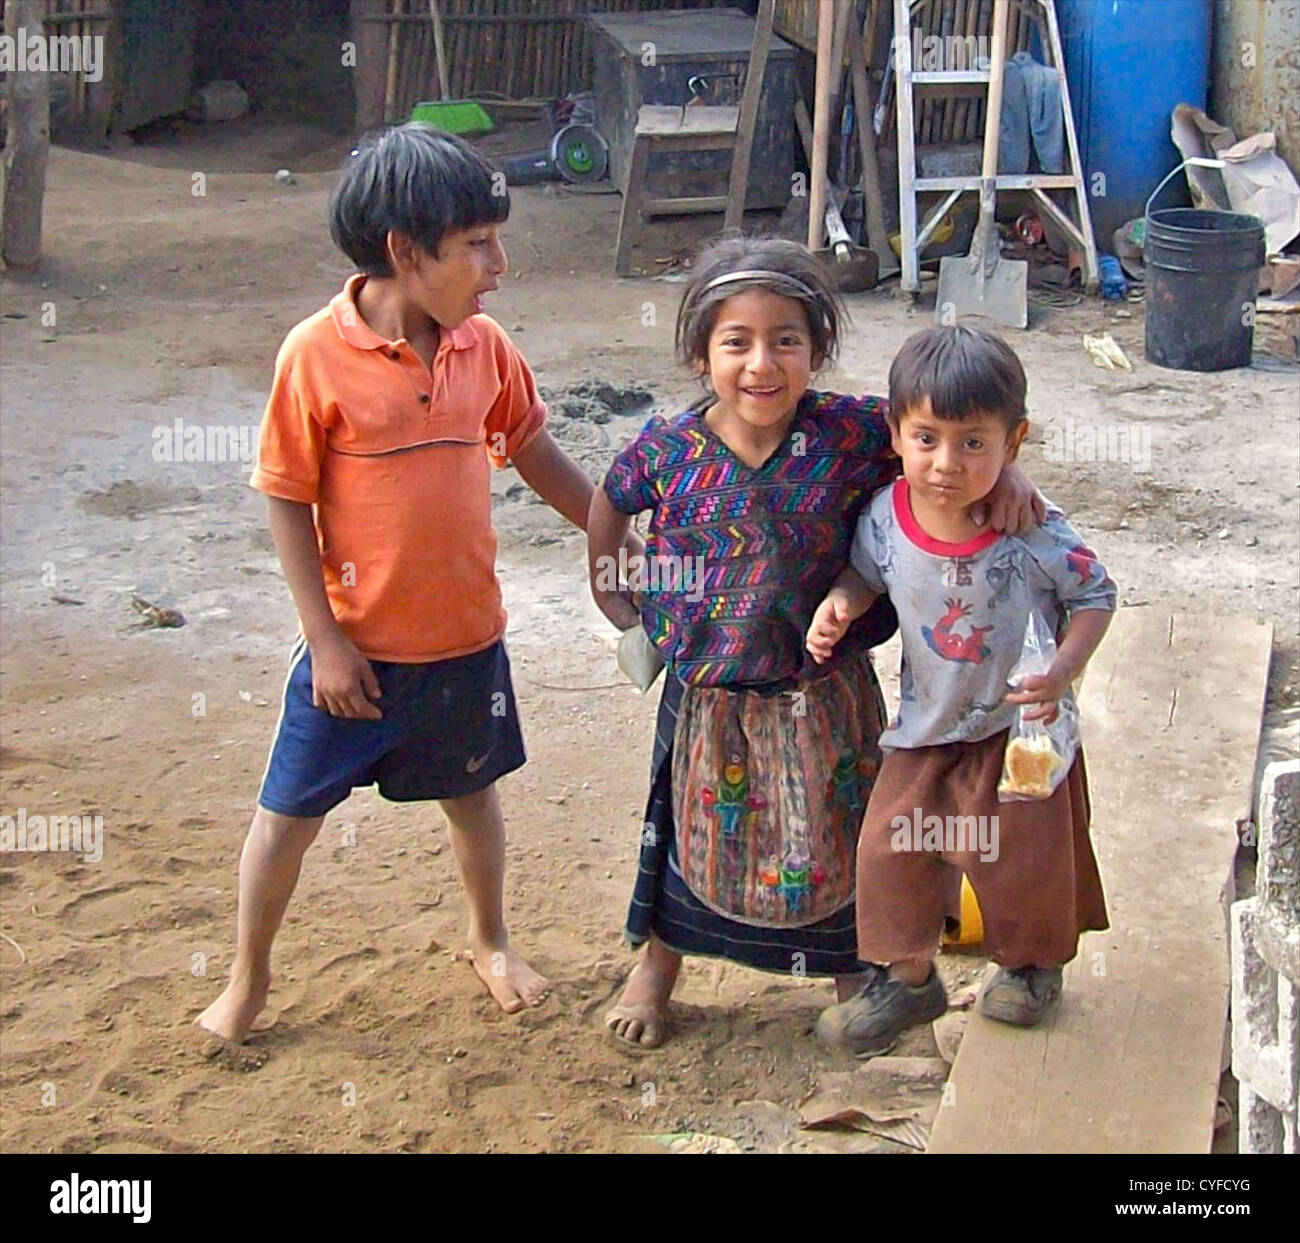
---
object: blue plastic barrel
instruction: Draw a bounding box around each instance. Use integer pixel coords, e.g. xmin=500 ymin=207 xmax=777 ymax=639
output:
xmin=1059 ymin=0 xmax=1212 ymax=248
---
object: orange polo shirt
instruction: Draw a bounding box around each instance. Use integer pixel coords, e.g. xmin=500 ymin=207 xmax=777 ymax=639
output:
xmin=250 ymin=274 xmax=547 ymax=662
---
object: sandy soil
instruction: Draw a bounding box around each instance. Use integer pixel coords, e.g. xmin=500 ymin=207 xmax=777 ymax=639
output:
xmin=1 ymin=120 xmax=1296 ymax=1154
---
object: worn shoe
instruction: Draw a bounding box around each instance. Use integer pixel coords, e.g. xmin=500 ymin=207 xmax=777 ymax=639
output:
xmin=978 ymin=965 xmax=1063 ymax=1026
xmin=815 ymin=963 xmax=949 ymax=1058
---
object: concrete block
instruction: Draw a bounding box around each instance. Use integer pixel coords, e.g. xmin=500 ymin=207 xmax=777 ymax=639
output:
xmin=1254 ymin=898 xmax=1300 ymax=985
xmin=1239 ymin=1083 xmax=1298 ymax=1156
xmin=1256 ymin=760 xmax=1299 ymax=928
xmin=1231 ymin=898 xmax=1299 ymax=1115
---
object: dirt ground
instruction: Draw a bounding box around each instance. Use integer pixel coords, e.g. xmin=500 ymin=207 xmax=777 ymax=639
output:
xmin=1 ymin=119 xmax=1297 ymax=1155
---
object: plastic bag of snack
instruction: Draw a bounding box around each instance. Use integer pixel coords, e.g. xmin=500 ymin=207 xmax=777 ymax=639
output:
xmin=997 ymin=611 xmax=1078 ymax=802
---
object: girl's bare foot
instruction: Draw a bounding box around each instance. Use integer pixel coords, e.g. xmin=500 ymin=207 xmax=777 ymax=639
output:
xmin=467 ymin=938 xmax=550 ymax=1013
xmin=195 ymin=970 xmax=270 ymax=1044
xmin=606 ymin=935 xmax=681 ymax=1049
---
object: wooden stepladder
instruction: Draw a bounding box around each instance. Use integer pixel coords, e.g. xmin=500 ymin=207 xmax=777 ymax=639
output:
xmin=893 ymin=0 xmax=1098 ymax=295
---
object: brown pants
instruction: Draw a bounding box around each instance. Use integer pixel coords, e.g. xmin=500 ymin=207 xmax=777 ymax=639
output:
xmin=856 ymin=729 xmax=1109 ymax=968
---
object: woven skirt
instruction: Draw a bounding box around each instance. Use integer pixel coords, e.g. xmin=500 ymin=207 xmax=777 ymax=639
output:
xmin=624 ymin=654 xmax=887 ymax=977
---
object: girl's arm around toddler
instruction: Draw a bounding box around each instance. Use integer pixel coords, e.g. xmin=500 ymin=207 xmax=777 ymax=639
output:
xmin=806 ymin=567 xmax=878 ymax=664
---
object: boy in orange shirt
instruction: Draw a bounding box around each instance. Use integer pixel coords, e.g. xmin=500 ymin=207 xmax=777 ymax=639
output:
xmin=198 ymin=125 xmax=630 ymax=1042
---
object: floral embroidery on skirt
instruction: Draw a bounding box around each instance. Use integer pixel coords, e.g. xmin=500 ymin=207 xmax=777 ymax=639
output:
xmin=671 ymin=659 xmax=885 ymax=928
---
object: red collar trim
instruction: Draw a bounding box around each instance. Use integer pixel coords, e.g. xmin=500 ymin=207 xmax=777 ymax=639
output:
xmin=892 ymin=479 xmax=1001 ymax=556
xmin=330 ymin=273 xmax=478 ymax=352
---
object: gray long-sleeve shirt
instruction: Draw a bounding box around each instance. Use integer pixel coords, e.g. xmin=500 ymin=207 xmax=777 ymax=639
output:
xmin=850 ymin=480 xmax=1117 ymax=751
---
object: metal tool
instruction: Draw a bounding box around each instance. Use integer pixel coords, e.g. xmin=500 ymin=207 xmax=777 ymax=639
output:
xmin=935 ymin=0 xmax=1027 ymax=327
xmin=818 ymin=202 xmax=879 ymax=292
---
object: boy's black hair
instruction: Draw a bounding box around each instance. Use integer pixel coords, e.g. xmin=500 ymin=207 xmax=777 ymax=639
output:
xmin=329 ymin=123 xmax=508 ymax=277
xmin=888 ymin=325 xmax=1027 ymax=430
xmin=675 ymin=234 xmax=847 ymax=374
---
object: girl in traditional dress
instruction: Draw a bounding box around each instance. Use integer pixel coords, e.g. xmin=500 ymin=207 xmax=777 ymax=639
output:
xmin=586 ymin=236 xmax=1038 ymax=1047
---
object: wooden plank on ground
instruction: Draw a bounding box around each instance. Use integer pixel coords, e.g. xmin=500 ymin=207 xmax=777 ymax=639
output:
xmin=927 ymin=611 xmax=1273 ymax=1154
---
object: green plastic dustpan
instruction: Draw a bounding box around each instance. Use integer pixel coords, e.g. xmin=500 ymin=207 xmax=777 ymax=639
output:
xmin=411 ymin=99 xmax=494 ymax=137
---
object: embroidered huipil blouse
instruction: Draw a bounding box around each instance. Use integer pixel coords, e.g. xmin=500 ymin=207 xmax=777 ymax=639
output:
xmin=602 ymin=391 xmax=899 ymax=688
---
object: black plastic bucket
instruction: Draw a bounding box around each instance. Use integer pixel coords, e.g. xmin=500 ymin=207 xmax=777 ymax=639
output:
xmin=1144 ymin=208 xmax=1265 ymax=371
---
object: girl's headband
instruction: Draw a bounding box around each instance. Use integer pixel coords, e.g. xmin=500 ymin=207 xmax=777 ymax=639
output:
xmin=699 ymin=269 xmax=822 ymax=303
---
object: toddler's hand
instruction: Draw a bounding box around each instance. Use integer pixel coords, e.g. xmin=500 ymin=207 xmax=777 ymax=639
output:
xmin=806 ymin=592 xmax=854 ymax=664
xmin=309 ymin=633 xmax=383 ymax=720
xmin=1004 ymin=668 xmax=1069 ymax=724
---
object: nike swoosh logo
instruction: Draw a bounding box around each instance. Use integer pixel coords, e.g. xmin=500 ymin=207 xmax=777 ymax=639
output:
xmin=465 ymin=746 xmax=496 ymax=774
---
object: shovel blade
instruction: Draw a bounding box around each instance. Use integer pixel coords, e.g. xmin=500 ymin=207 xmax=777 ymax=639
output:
xmin=935 ymin=254 xmax=1028 ymax=329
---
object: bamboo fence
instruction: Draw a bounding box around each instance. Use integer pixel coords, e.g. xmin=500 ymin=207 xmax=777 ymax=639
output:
xmin=369 ymin=0 xmax=722 ymax=120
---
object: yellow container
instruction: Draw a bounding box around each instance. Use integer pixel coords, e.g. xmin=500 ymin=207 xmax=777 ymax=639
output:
xmin=942 ymin=876 xmax=984 ymax=947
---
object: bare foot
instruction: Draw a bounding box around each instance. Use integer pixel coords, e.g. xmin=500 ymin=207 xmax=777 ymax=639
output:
xmin=194 ymin=971 xmax=270 ymax=1044
xmin=605 ymin=998 xmax=667 ymax=1049
xmin=186 ymin=1025 xmax=270 ymax=1071
xmin=466 ymin=939 xmax=550 ymax=1013
xmin=606 ymin=937 xmax=681 ymax=1049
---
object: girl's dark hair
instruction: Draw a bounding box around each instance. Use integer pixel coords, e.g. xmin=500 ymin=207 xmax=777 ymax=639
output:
xmin=675 ymin=234 xmax=846 ymax=377
xmin=329 ymin=123 xmax=509 ymax=277
xmin=888 ymin=325 xmax=1027 ymax=429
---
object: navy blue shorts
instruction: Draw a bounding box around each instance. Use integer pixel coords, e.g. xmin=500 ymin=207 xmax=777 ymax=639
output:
xmin=257 ymin=638 xmax=526 ymax=818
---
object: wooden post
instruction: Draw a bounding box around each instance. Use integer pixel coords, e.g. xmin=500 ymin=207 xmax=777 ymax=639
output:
xmin=807 ymin=0 xmax=834 ymax=252
xmin=850 ymin=3 xmax=896 ymax=275
xmin=351 ymin=0 xmax=392 ymax=132
xmin=428 ymin=0 xmax=449 ymax=100
xmin=383 ymin=0 xmax=404 ymax=123
xmin=83 ymin=0 xmax=118 ymax=142
xmin=723 ymin=0 xmax=774 ymax=233
xmin=2 ymin=0 xmax=51 ymax=269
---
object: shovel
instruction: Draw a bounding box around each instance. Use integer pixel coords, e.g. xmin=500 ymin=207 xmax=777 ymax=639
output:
xmin=818 ymin=201 xmax=879 ymax=292
xmin=935 ymin=0 xmax=1026 ymax=328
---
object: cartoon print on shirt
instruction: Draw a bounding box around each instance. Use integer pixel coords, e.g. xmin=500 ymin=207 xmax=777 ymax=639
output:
xmin=869 ymin=515 xmax=896 ymax=578
xmin=941 ymin=557 xmax=973 ymax=587
xmin=984 ymin=542 xmax=1026 ymax=607
xmin=1066 ymin=544 xmax=1100 ymax=585
xmin=952 ymin=694 xmax=1011 ymax=739
xmin=922 ymin=598 xmax=994 ymax=665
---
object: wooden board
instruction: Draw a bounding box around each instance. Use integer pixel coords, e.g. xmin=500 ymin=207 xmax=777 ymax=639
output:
xmin=927 ymin=610 xmax=1273 ymax=1154
xmin=635 ymin=104 xmax=739 ymax=136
